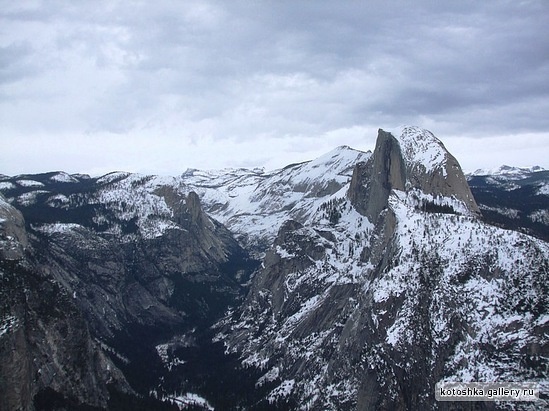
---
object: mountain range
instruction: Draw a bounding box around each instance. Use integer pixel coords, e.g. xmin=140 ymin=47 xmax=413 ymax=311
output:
xmin=0 ymin=126 xmax=547 ymax=410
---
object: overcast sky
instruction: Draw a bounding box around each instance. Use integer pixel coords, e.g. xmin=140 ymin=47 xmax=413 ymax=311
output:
xmin=1 ymin=0 xmax=548 ymax=176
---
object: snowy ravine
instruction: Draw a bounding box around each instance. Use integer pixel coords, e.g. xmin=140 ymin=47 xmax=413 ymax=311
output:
xmin=218 ymin=127 xmax=548 ymax=410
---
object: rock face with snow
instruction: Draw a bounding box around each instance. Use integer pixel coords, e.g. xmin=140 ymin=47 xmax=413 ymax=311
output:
xmin=0 ymin=172 xmax=254 ymax=410
xmin=348 ymin=129 xmax=406 ymax=224
xmin=348 ymin=127 xmax=479 ymax=225
xmin=221 ymin=127 xmax=548 ymax=410
xmin=0 ymin=128 xmax=547 ymax=410
xmin=396 ymin=126 xmax=479 ymax=214
xmin=0 ymin=196 xmax=131 ymax=410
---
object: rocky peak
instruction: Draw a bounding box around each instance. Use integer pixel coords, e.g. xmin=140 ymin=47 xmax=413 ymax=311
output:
xmin=185 ymin=191 xmax=204 ymax=222
xmin=395 ymin=126 xmax=480 ymax=215
xmin=348 ymin=126 xmax=479 ymax=225
xmin=154 ymin=186 xmax=212 ymax=232
xmin=348 ymin=129 xmax=406 ymax=225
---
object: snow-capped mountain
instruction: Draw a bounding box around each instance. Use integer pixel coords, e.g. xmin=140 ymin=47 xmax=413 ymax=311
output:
xmin=180 ymin=145 xmax=370 ymax=252
xmin=467 ymin=164 xmax=549 ymax=241
xmin=469 ymin=165 xmax=545 ymax=177
xmin=220 ymin=127 xmax=548 ymax=409
xmin=0 ymin=126 xmax=547 ymax=410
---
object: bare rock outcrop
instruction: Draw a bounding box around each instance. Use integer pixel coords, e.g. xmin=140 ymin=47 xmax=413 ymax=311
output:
xmin=348 ymin=127 xmax=479 ymax=226
xmin=0 ymin=193 xmax=28 ymax=260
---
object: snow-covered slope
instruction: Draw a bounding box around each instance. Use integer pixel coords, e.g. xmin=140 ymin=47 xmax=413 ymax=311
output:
xmin=178 ymin=145 xmax=371 ymax=252
xmin=221 ymin=190 xmax=548 ymax=409
xmin=392 ymin=125 xmax=447 ymax=174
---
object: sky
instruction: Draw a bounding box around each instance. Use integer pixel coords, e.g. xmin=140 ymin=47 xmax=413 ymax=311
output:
xmin=1 ymin=0 xmax=549 ymax=176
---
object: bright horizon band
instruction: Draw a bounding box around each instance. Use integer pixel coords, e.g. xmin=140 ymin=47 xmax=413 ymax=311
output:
xmin=435 ymin=382 xmax=539 ymax=402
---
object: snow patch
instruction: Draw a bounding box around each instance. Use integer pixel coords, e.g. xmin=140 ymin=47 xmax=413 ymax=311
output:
xmin=46 ymin=194 xmax=70 ymax=208
xmin=268 ymin=379 xmax=295 ymax=403
xmin=155 ymin=343 xmax=186 ymax=371
xmin=285 ymin=295 xmax=322 ymax=327
xmin=17 ymin=190 xmax=49 ymax=206
xmin=479 ymin=204 xmax=520 ymax=219
xmin=392 ymin=126 xmax=447 ymax=174
xmin=257 ymin=366 xmax=280 ymax=387
xmin=35 ymin=223 xmax=84 ymax=234
xmin=168 ymin=393 xmax=214 ymax=410
xmin=0 ymin=315 xmax=19 ymax=338
xmin=96 ymin=172 xmax=131 ymax=185
xmin=50 ymin=172 xmax=79 ymax=183
xmin=529 ymin=209 xmax=549 ymax=225
xmin=0 ymin=182 xmax=15 ymax=191
xmin=538 ymin=182 xmax=549 ymax=196
xmin=16 ymin=179 xmax=44 ymax=187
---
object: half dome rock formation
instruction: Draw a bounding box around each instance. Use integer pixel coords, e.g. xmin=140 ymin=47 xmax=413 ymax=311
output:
xmin=348 ymin=126 xmax=480 ymax=226
xmin=396 ymin=126 xmax=479 ymax=215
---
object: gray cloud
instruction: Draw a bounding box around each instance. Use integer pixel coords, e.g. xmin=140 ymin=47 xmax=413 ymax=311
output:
xmin=1 ymin=0 xmax=548 ymax=175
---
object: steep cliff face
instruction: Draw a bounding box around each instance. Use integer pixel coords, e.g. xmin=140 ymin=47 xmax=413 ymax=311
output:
xmin=0 ymin=198 xmax=130 ymax=411
xmin=221 ymin=127 xmax=548 ymax=410
xmin=0 ymin=194 xmax=28 ymax=260
xmin=348 ymin=129 xmax=406 ymax=224
xmin=0 ymin=264 xmax=131 ymax=411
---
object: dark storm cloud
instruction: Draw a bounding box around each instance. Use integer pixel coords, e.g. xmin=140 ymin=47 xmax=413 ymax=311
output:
xmin=1 ymin=0 xmax=548 ymax=175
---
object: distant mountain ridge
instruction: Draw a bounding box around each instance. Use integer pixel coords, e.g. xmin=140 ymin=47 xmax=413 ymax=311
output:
xmin=469 ymin=165 xmax=546 ymax=176
xmin=466 ymin=164 xmax=549 ymax=241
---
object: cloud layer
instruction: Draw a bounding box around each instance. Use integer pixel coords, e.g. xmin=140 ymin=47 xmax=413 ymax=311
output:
xmin=1 ymin=1 xmax=548 ymax=175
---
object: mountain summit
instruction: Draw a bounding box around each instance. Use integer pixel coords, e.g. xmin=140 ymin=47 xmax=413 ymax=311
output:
xmin=348 ymin=127 xmax=479 ymax=225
